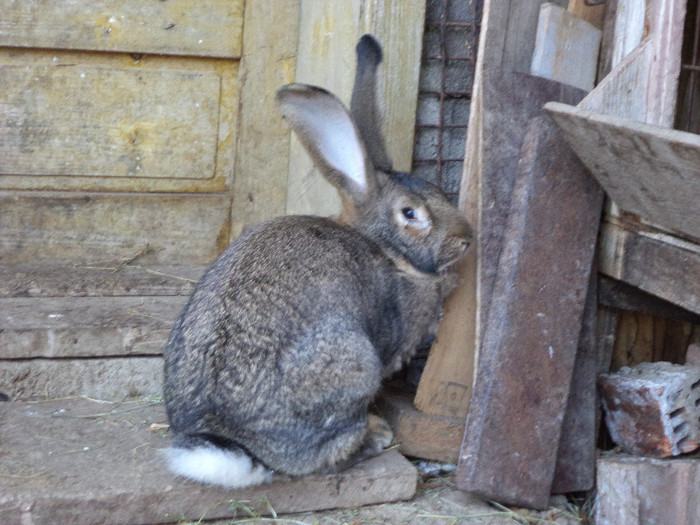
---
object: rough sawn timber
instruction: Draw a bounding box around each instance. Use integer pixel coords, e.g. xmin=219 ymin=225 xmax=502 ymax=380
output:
xmin=0 ymin=398 xmax=417 ymax=525
xmin=544 ymin=102 xmax=700 ymax=241
xmin=456 ymin=116 xmax=603 ymax=509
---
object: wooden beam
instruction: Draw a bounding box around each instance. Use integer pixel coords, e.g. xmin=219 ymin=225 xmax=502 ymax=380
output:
xmin=0 ymin=0 xmax=244 ymax=58
xmin=230 ymin=0 xmax=301 ymax=238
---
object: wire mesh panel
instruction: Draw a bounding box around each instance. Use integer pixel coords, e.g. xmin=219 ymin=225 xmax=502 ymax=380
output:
xmin=413 ymin=0 xmax=483 ymax=204
xmin=677 ymin=0 xmax=700 ymax=133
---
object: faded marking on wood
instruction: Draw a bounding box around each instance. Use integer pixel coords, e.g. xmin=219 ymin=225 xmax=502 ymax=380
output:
xmin=545 ymin=102 xmax=700 ymax=239
xmin=0 ymin=0 xmax=244 ymax=58
xmin=0 ymin=192 xmax=231 ymax=266
xmin=286 ymin=0 xmax=425 ymax=217
xmin=0 ymin=51 xmax=238 ymax=193
xmin=229 ymin=0 xmax=300 ymax=239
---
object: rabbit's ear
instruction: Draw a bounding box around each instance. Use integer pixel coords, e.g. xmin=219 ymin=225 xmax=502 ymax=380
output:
xmin=351 ymin=34 xmax=392 ymax=172
xmin=277 ymin=84 xmax=376 ymax=204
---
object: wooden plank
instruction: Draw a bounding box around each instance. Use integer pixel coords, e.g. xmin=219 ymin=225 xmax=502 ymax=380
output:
xmin=456 ymin=115 xmax=603 ymax=509
xmin=0 ymin=192 xmax=231 ymax=266
xmin=376 ymin=386 xmax=464 ymax=464
xmin=530 ymin=3 xmax=602 ymax=91
xmin=0 ymin=296 xmax=187 ymax=360
xmin=0 ymin=0 xmax=244 ymax=58
xmin=229 ymin=0 xmax=300 ymax=238
xmin=0 ymin=264 xmax=203 ymax=299
xmin=580 ymin=0 xmax=686 ymax=127
xmin=545 ymin=103 xmax=700 ymax=240
xmin=0 ymin=357 xmax=164 ymax=401
xmin=0 ymin=398 xmax=417 ymax=523
xmin=0 ymin=51 xmax=238 ymax=193
xmin=551 ymin=271 xmax=598 ymax=493
xmin=0 ymin=67 xmax=219 ymax=179
xmin=596 ymin=454 xmax=700 ymax=525
xmin=598 ymin=219 xmax=700 ymax=315
xmin=286 ymin=0 xmax=425 ymax=217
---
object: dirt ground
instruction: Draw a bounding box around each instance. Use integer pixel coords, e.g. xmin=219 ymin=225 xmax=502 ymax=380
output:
xmin=186 ymin=463 xmax=592 ymax=525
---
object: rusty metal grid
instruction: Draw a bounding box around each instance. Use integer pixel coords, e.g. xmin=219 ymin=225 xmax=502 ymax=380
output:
xmin=412 ymin=0 xmax=482 ymax=203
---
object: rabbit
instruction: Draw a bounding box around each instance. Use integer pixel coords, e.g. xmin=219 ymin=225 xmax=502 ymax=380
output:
xmin=162 ymin=34 xmax=472 ymax=489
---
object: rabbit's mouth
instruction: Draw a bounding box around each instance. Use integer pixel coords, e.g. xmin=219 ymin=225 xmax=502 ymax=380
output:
xmin=435 ymin=235 xmax=471 ymax=273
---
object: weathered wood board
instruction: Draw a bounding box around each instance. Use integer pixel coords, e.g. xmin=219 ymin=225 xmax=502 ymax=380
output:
xmin=596 ymin=454 xmax=700 ymax=525
xmin=0 ymin=398 xmax=417 ymax=524
xmin=229 ymin=0 xmax=300 ymax=238
xmin=579 ymin=0 xmax=686 ymax=127
xmin=530 ymin=2 xmax=601 ymax=91
xmin=0 ymin=51 xmax=238 ymax=193
xmin=376 ymin=386 xmax=465 ymax=464
xmin=0 ymin=0 xmax=244 ymax=58
xmin=598 ymin=219 xmax=700 ymax=315
xmin=415 ymin=0 xmax=578 ymax=422
xmin=551 ymin=270 xmax=598 ymax=493
xmin=0 ymin=264 xmax=203 ymax=298
xmin=0 ymin=357 xmax=164 ymax=401
xmin=1 ymin=67 xmax=220 ymax=179
xmin=0 ymin=296 xmax=186 ymax=359
xmin=457 ymin=116 xmax=603 ymax=509
xmin=0 ymin=192 xmax=231 ymax=266
xmin=545 ymin=103 xmax=700 ymax=240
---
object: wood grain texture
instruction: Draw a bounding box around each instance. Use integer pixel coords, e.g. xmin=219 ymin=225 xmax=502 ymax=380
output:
xmin=286 ymin=0 xmax=425 ymax=217
xmin=545 ymin=103 xmax=700 ymax=239
xmin=531 ymin=3 xmax=602 ymax=91
xmin=0 ymin=192 xmax=231 ymax=266
xmin=0 ymin=0 xmax=243 ymax=58
xmin=229 ymin=0 xmax=300 ymax=239
xmin=599 ymin=219 xmax=700 ymax=315
xmin=0 ymin=398 xmax=417 ymax=522
xmin=0 ymin=296 xmax=187 ymax=360
xmin=0 ymin=67 xmax=219 ymax=178
xmin=0 ymin=50 xmax=238 ymax=193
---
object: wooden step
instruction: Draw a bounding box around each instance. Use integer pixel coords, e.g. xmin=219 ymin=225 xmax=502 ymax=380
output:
xmin=0 ymin=263 xmax=204 ymax=400
xmin=0 ymin=398 xmax=417 ymax=525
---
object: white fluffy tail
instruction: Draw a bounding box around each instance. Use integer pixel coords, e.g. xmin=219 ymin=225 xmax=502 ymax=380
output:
xmin=164 ymin=445 xmax=272 ymax=488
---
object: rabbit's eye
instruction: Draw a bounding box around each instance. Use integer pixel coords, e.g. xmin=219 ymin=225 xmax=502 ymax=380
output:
xmin=401 ymin=207 xmax=416 ymax=220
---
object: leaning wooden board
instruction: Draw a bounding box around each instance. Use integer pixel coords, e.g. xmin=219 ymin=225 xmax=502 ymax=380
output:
xmin=544 ymin=103 xmax=700 ymax=241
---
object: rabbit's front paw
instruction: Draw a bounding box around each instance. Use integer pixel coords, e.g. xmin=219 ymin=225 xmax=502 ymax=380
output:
xmin=367 ymin=414 xmax=394 ymax=451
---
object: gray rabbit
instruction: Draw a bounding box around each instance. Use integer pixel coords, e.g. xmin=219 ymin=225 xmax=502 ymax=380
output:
xmin=162 ymin=35 xmax=472 ymax=488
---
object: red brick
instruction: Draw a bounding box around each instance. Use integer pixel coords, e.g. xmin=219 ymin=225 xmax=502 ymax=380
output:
xmin=598 ymin=362 xmax=700 ymax=457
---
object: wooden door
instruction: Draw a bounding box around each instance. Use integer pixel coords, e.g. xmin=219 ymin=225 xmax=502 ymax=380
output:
xmin=0 ymin=1 xmax=425 ymax=400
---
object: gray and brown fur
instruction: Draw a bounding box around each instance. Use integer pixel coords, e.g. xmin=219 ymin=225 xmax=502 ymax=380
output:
xmin=163 ymin=34 xmax=472 ymax=487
